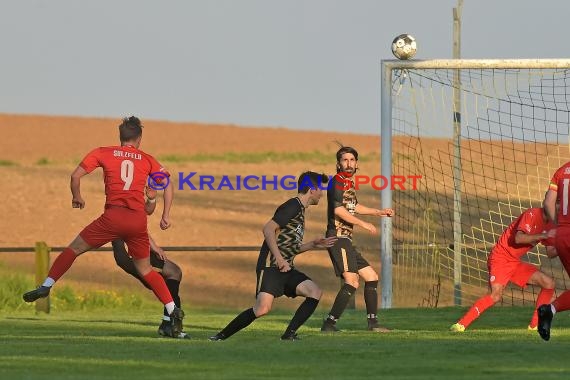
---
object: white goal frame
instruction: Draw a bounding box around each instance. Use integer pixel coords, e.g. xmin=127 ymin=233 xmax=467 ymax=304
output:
xmin=380 ymin=59 xmax=570 ymax=308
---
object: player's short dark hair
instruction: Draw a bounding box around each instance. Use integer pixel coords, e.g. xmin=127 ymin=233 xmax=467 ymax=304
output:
xmin=298 ymin=171 xmax=328 ymax=194
xmin=336 ymin=146 xmax=359 ymax=162
xmin=119 ymin=116 xmax=143 ymax=143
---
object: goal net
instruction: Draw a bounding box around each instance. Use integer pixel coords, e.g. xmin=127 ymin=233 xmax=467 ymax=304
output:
xmin=380 ymin=59 xmax=570 ymax=308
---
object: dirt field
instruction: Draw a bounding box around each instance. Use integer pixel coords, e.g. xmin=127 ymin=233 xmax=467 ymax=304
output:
xmin=0 ymin=113 xmax=387 ymax=310
xmin=3 ymin=113 xmax=561 ymax=312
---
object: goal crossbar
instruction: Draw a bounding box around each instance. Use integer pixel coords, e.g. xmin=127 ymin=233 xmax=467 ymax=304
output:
xmin=383 ymin=59 xmax=570 ymax=70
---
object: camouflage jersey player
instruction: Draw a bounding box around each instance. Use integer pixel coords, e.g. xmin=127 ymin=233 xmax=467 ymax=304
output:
xmin=209 ymin=171 xmax=336 ymax=341
xmin=321 ymin=146 xmax=394 ymax=333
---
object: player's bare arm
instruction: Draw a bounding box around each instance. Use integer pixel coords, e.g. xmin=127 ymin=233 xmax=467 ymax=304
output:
xmin=262 ymin=219 xmax=290 ymax=272
xmin=144 ymin=186 xmax=158 ymax=215
xmin=160 ymin=180 xmax=174 ymax=230
xmin=514 ymin=230 xmax=550 ymax=245
xmin=355 ymin=204 xmax=395 ymax=217
xmin=149 ymin=235 xmax=166 ymax=260
xmin=70 ymin=166 xmax=88 ymax=209
xmin=299 ymin=236 xmax=338 ymax=253
xmin=543 ymin=189 xmax=558 ymax=225
xmin=334 ymin=206 xmax=377 ymax=234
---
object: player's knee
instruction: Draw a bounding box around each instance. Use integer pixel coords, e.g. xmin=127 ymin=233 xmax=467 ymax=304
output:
xmin=254 ymin=305 xmax=271 ymax=317
xmin=365 ymin=274 xmax=379 ymax=282
xmin=542 ymin=276 xmax=555 ymax=290
xmin=346 ymin=280 xmax=359 ymax=289
xmin=308 ymin=287 xmax=322 ymax=300
xmin=343 ymin=276 xmax=359 ymax=289
xmin=170 ymin=263 xmax=183 ymax=281
xmin=163 ymin=261 xmax=183 ymax=281
xmin=133 ymin=261 xmax=152 ymax=277
xmin=68 ymin=236 xmax=91 ymax=255
xmin=489 ymin=292 xmax=502 ymax=304
xmin=68 ymin=246 xmax=84 ymax=256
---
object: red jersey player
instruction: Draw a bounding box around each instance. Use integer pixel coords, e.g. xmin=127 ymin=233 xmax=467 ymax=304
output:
xmin=23 ymin=116 xmax=184 ymax=338
xmin=450 ymin=207 xmax=556 ymax=332
xmin=538 ymin=163 xmax=570 ymax=340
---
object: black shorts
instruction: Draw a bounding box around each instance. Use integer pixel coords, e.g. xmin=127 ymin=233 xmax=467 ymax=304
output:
xmin=327 ymin=237 xmax=370 ymax=277
xmin=112 ymin=239 xmax=165 ymax=289
xmin=149 ymin=251 xmax=166 ymax=271
xmin=256 ymin=267 xmax=310 ymax=298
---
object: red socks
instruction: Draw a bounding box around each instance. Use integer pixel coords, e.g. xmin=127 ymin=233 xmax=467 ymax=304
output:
xmin=553 ymin=290 xmax=570 ymax=313
xmin=143 ymin=271 xmax=174 ymax=305
xmin=458 ymin=295 xmax=495 ymax=328
xmin=47 ymin=248 xmax=77 ymax=281
xmin=47 ymin=248 xmax=174 ymax=308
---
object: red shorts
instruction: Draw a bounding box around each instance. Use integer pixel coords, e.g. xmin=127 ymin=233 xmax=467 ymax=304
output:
xmin=488 ymin=254 xmax=537 ymax=288
xmin=79 ymin=207 xmax=150 ymax=259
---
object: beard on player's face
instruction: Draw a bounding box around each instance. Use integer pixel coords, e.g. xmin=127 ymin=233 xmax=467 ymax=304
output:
xmin=338 ymin=163 xmax=356 ymax=176
xmin=337 ymin=153 xmax=358 ymax=176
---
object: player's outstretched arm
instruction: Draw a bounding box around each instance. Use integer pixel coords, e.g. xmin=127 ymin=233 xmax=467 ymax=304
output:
xmin=70 ymin=166 xmax=88 ymax=209
xmin=335 ymin=206 xmax=377 ymax=234
xmin=355 ymin=204 xmax=395 ymax=217
xmin=299 ymin=236 xmax=338 ymax=253
xmin=160 ymin=182 xmax=173 ymax=230
xmin=514 ymin=230 xmax=548 ymax=246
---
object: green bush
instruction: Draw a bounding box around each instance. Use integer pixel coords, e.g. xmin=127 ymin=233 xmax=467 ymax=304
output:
xmin=0 ymin=267 xmax=147 ymax=312
xmin=0 ymin=273 xmax=34 ymax=310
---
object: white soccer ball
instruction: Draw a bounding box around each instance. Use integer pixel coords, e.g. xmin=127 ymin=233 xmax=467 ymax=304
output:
xmin=391 ymin=34 xmax=417 ymax=60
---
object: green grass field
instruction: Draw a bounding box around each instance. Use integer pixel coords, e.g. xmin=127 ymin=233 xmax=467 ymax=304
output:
xmin=2 ymin=263 xmax=570 ymax=379
xmin=2 ymin=306 xmax=570 ymax=380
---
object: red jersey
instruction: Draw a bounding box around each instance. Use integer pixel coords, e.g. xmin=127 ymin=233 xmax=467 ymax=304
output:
xmin=79 ymin=145 xmax=169 ymax=211
xmin=549 ymin=162 xmax=570 ymax=225
xmin=490 ymin=207 xmax=551 ymax=260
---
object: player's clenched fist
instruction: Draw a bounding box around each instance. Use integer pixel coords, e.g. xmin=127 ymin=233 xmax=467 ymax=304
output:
xmin=72 ymin=197 xmax=85 ymax=209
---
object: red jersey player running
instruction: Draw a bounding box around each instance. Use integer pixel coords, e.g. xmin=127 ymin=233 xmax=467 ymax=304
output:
xmin=450 ymin=207 xmax=556 ymax=332
xmin=23 ymin=116 xmax=185 ymax=338
xmin=538 ymin=163 xmax=570 ymax=341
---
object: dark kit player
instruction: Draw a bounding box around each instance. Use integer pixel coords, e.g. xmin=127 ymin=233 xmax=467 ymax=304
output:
xmin=322 ymin=146 xmax=394 ymax=333
xmin=210 ymin=171 xmax=336 ymax=341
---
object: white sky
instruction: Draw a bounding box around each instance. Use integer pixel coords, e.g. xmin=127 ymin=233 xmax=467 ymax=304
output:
xmin=1 ymin=0 xmax=568 ymax=134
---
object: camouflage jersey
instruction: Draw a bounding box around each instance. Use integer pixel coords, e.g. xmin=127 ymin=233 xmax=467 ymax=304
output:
xmin=256 ymin=197 xmax=305 ymax=271
xmin=326 ymin=173 xmax=357 ymax=239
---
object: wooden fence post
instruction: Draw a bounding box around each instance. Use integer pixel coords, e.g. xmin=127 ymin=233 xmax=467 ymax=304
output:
xmin=34 ymin=242 xmax=50 ymax=313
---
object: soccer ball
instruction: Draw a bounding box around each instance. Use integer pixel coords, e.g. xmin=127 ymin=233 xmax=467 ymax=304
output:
xmin=391 ymin=34 xmax=417 ymax=60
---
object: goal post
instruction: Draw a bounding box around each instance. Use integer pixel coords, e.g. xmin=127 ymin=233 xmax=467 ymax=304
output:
xmin=380 ymin=59 xmax=570 ymax=308
xmin=380 ymin=62 xmax=393 ymax=309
